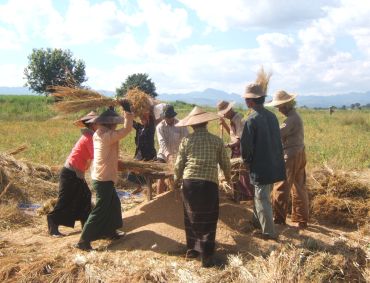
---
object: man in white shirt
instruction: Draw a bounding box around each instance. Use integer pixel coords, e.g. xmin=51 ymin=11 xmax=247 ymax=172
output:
xmin=156 ymin=105 xmax=188 ymax=193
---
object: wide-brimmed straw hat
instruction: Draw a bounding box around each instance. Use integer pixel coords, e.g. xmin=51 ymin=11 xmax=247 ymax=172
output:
xmin=265 ymin=90 xmax=297 ymax=107
xmin=86 ymin=109 xmax=124 ymax=124
xmin=242 ymin=83 xmax=266 ymax=99
xmin=217 ymin=100 xmax=235 ymax=116
xmin=73 ymin=111 xmax=98 ymax=128
xmin=176 ymin=106 xmax=219 ymax=127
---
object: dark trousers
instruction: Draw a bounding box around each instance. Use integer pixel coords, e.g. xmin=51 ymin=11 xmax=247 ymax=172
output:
xmin=182 ymin=179 xmax=219 ymax=257
xmin=48 ymin=167 xmax=91 ymax=228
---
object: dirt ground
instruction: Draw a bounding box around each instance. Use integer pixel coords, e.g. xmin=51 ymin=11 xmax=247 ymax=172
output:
xmin=0 ymin=188 xmax=369 ymax=282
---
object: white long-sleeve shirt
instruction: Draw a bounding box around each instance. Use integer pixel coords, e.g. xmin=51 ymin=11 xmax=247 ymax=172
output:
xmin=156 ymin=119 xmax=188 ymax=161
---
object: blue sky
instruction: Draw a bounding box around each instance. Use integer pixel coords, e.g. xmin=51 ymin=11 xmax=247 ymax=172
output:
xmin=1 ymin=0 xmax=370 ymax=96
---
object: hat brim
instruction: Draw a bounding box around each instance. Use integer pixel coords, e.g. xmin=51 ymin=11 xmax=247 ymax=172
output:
xmin=242 ymin=92 xmax=266 ymax=99
xmin=176 ymin=112 xmax=219 ymax=127
xmin=86 ymin=116 xmax=124 ymax=124
xmin=73 ymin=117 xmax=98 ymax=128
xmin=217 ymin=101 xmax=235 ymax=116
xmin=265 ymin=94 xmax=297 ymax=107
xmin=165 ymin=111 xmax=177 ymax=118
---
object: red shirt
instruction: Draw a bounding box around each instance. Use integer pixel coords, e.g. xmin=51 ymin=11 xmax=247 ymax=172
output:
xmin=66 ymin=130 xmax=94 ymax=173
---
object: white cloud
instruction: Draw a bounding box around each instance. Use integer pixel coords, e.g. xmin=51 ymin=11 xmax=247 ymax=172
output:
xmin=177 ymin=0 xmax=339 ymax=31
xmin=45 ymin=0 xmax=126 ymax=46
xmin=0 ymin=27 xmax=22 ymax=49
xmin=113 ymin=0 xmax=192 ymax=58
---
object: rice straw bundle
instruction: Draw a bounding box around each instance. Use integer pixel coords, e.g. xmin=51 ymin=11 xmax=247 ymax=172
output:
xmin=255 ymin=66 xmax=272 ymax=96
xmin=124 ymin=87 xmax=154 ymax=117
xmin=118 ymin=157 xmax=172 ymax=175
xmin=50 ymin=86 xmax=118 ymax=114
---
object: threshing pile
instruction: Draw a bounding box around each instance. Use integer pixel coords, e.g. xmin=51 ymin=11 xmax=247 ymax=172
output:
xmin=0 ymin=148 xmax=59 ymax=229
xmin=309 ymin=167 xmax=369 ymax=227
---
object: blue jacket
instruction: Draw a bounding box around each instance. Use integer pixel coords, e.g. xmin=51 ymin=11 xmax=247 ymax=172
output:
xmin=241 ymin=106 xmax=286 ymax=185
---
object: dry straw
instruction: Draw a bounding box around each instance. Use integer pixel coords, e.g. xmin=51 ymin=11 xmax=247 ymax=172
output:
xmin=50 ymin=86 xmax=117 ymax=114
xmin=50 ymin=86 xmax=156 ymax=117
xmin=309 ymin=166 xmax=370 ymax=227
xmin=124 ymin=87 xmax=155 ymax=117
xmin=255 ymin=66 xmax=272 ymax=95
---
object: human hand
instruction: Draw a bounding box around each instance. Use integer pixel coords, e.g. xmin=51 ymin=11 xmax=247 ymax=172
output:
xmin=119 ymin=99 xmax=131 ymax=113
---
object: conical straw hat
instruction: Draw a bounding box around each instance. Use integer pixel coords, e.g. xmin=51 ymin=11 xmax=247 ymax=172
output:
xmin=265 ymin=90 xmax=297 ymax=107
xmin=73 ymin=111 xmax=98 ymax=128
xmin=86 ymin=109 xmax=124 ymax=124
xmin=176 ymin=106 xmax=219 ymax=127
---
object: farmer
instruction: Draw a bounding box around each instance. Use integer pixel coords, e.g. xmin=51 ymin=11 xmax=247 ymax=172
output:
xmin=240 ymin=79 xmax=286 ymax=240
xmin=47 ymin=111 xmax=98 ymax=237
xmin=75 ymin=107 xmax=133 ymax=250
xmin=156 ymin=105 xmax=188 ymax=194
xmin=217 ymin=100 xmax=254 ymax=201
xmin=174 ymin=106 xmax=231 ymax=268
xmin=267 ymin=91 xmax=309 ymax=229
xmin=127 ymin=111 xmax=157 ymax=188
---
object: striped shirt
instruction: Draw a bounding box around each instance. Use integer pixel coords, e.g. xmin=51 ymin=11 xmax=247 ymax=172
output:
xmin=156 ymin=119 xmax=189 ymax=161
xmin=175 ymin=126 xmax=231 ymax=184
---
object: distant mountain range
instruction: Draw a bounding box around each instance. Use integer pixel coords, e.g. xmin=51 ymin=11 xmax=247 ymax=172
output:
xmin=0 ymin=86 xmax=369 ymax=108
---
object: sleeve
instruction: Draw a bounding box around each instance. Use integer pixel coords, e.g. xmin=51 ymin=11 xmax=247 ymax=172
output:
xmin=240 ymin=118 xmax=254 ymax=165
xmin=219 ymin=141 xmax=231 ymax=182
xmin=181 ymin=126 xmax=189 ymax=139
xmin=279 ymin=117 xmax=293 ymax=140
xmin=236 ymin=118 xmax=246 ymax=138
xmin=157 ymin=124 xmax=170 ymax=158
xmin=86 ymin=135 xmax=94 ymax=159
xmin=106 ymin=118 xmax=133 ymax=144
xmin=174 ymin=138 xmax=187 ymax=183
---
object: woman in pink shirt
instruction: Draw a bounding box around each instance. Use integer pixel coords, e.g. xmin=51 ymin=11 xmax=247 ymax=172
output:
xmin=47 ymin=111 xmax=98 ymax=236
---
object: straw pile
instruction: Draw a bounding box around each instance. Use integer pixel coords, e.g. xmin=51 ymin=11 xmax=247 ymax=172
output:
xmin=309 ymin=167 xmax=370 ymax=227
xmin=124 ymin=87 xmax=155 ymax=117
xmin=0 ymin=152 xmax=58 ymax=203
xmin=118 ymin=157 xmax=172 ymax=176
xmin=0 ymin=150 xmax=59 ymax=229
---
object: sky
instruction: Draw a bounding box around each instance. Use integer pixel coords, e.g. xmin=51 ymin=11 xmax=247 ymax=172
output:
xmin=1 ymin=0 xmax=370 ymax=96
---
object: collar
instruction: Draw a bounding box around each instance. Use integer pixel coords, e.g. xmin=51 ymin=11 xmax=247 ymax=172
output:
xmin=193 ymin=126 xmax=208 ymax=133
xmin=164 ymin=118 xmax=178 ymax=127
xmin=81 ymin=128 xmax=94 ymax=135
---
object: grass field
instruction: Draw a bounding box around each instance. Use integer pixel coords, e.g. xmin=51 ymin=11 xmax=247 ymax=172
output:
xmin=0 ymin=95 xmax=369 ymax=170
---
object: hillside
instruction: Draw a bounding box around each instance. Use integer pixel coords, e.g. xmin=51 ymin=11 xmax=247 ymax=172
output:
xmin=1 ymin=87 xmax=369 ymax=108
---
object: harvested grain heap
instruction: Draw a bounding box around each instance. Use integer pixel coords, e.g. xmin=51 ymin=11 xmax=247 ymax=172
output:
xmin=309 ymin=167 xmax=370 ymax=227
xmin=0 ymin=149 xmax=59 ymax=229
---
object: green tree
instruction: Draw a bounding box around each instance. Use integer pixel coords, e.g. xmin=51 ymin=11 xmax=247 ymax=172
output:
xmin=116 ymin=73 xmax=158 ymax=98
xmin=24 ymin=48 xmax=87 ymax=95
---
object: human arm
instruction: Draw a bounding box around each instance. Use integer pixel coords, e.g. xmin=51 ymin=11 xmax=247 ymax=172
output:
xmin=219 ymin=141 xmax=231 ymax=182
xmin=107 ymin=111 xmax=134 ymax=144
xmin=156 ymin=124 xmax=170 ymax=159
xmin=279 ymin=117 xmax=293 ymax=141
xmin=219 ymin=118 xmax=231 ymax=135
xmin=174 ymin=138 xmax=187 ymax=186
xmin=240 ymin=119 xmax=254 ymax=165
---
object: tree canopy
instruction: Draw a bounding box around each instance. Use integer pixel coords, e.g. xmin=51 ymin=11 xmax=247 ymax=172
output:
xmin=116 ymin=73 xmax=158 ymax=98
xmin=24 ymin=48 xmax=87 ymax=95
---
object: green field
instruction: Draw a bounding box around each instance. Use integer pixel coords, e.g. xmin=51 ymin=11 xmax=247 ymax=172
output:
xmin=0 ymin=95 xmax=369 ymax=170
